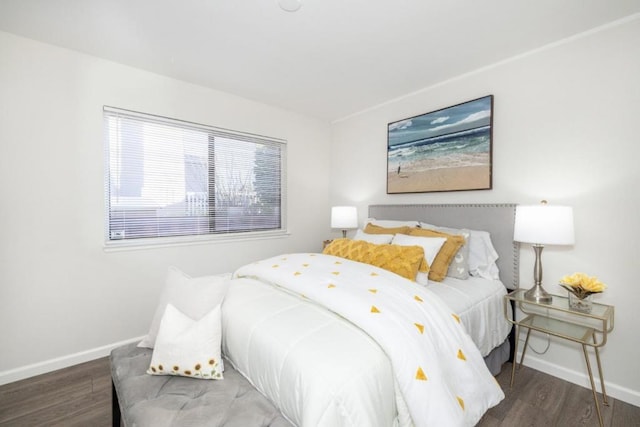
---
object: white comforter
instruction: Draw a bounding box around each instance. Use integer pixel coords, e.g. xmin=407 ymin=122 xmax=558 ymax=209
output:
xmin=225 ymin=253 xmax=504 ymax=427
xmin=223 ymin=277 xmax=407 ymax=427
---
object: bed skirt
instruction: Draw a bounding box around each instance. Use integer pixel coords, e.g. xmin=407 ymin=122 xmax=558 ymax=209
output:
xmin=484 ymin=337 xmax=510 ymax=375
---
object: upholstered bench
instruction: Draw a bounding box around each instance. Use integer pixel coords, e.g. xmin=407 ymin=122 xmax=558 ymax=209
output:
xmin=111 ymin=342 xmax=292 ymax=427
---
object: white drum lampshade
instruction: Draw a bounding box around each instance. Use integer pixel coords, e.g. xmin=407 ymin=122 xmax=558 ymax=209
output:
xmin=331 ymin=206 xmax=358 ymax=237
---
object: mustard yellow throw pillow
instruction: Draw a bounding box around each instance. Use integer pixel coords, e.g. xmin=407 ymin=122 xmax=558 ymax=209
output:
xmin=408 ymin=228 xmax=465 ymax=282
xmin=323 ymin=238 xmax=424 ymax=281
xmin=363 ymin=223 xmax=411 ymax=236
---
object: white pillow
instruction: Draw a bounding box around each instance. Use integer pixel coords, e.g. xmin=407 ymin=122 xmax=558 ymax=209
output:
xmin=147 ymin=303 xmax=223 ymax=380
xmin=391 ymin=234 xmax=446 ymax=269
xmin=138 ymin=267 xmax=231 ymax=349
xmin=467 ymin=229 xmax=500 ymax=280
xmin=416 ymin=272 xmax=430 ymax=286
xmin=366 ymin=218 xmax=420 ymax=228
xmin=353 ymin=229 xmax=394 ymax=244
xmin=420 ymin=222 xmax=499 ymax=280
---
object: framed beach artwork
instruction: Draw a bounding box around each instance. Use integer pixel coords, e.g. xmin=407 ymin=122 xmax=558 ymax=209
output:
xmin=387 ymin=95 xmax=493 ymax=194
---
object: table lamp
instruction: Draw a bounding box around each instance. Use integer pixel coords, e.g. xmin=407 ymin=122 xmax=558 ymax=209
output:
xmin=513 ymin=201 xmax=575 ymax=303
xmin=331 ymin=206 xmax=358 ymax=237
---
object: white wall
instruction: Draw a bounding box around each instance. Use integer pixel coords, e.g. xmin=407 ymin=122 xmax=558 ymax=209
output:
xmin=330 ymin=17 xmax=640 ymax=405
xmin=0 ymin=31 xmax=331 ymax=381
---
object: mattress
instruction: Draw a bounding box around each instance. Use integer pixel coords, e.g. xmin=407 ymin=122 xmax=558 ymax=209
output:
xmin=424 ymin=276 xmax=512 ymax=356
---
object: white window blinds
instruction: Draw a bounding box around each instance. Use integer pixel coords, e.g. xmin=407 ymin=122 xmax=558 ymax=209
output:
xmin=104 ymin=107 xmax=286 ymax=243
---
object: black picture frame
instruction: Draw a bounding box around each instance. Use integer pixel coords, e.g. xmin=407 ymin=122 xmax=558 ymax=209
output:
xmin=387 ymin=95 xmax=493 ymax=194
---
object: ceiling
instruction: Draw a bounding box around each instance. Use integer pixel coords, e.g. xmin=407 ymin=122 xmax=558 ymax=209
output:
xmin=1 ymin=0 xmax=638 ymax=121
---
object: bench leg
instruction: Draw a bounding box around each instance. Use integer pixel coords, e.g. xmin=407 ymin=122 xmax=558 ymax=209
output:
xmin=112 ymin=380 xmax=122 ymax=427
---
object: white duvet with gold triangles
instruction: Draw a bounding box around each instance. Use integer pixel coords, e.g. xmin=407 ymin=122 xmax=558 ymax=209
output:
xmin=224 ymin=253 xmax=504 ymax=427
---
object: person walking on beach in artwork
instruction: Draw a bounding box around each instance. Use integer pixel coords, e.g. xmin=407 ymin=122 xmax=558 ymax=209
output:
xmin=397 ymin=163 xmax=401 ymax=175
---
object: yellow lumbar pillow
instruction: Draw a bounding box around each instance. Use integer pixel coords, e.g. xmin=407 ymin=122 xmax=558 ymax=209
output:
xmin=408 ymin=228 xmax=465 ymax=282
xmin=323 ymin=238 xmax=424 ymax=281
xmin=363 ymin=223 xmax=412 ymax=236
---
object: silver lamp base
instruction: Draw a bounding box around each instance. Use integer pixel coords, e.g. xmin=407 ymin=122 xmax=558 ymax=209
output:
xmin=524 ymin=284 xmax=553 ymax=303
xmin=523 ymin=244 xmax=553 ymax=303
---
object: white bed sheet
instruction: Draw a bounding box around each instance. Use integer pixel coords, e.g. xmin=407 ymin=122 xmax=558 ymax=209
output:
xmin=424 ymin=276 xmax=512 ymax=356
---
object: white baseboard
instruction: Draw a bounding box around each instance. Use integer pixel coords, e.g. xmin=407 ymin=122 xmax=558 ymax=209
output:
xmin=520 ymin=353 xmax=640 ymax=408
xmin=0 ymin=336 xmax=144 ymax=386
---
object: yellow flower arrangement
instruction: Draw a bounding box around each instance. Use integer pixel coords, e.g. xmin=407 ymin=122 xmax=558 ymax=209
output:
xmin=559 ymin=272 xmax=607 ymax=299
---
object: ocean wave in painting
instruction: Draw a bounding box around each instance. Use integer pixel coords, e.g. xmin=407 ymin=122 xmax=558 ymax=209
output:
xmin=388 ymin=126 xmax=490 ymax=173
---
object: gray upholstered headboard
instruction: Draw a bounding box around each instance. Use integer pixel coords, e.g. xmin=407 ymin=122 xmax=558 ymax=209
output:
xmin=368 ymin=204 xmax=519 ymax=289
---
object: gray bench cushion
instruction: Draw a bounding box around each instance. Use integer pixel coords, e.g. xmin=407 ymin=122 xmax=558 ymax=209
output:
xmin=111 ymin=342 xmax=293 ymax=427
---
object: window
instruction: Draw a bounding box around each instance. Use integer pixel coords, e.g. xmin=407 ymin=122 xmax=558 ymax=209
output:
xmin=104 ymin=107 xmax=286 ymax=245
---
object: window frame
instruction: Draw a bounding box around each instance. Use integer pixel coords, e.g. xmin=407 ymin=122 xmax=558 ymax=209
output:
xmin=103 ymin=106 xmax=288 ymax=250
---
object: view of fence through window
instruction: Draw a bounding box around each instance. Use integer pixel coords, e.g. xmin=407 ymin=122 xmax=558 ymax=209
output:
xmin=104 ymin=108 xmax=285 ymax=241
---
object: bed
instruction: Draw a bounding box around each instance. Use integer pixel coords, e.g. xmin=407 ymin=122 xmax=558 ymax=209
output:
xmin=221 ymin=203 xmax=518 ymax=427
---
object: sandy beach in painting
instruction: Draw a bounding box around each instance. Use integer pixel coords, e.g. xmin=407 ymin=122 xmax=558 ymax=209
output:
xmin=388 ymin=165 xmax=490 ymax=193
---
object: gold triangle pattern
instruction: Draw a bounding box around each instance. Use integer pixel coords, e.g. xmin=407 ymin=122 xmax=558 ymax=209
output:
xmin=415 ymin=367 xmax=427 ymax=381
xmin=331 ymin=271 xmax=340 ymax=275
xmin=272 ymin=264 xmax=279 ymax=268
xmin=368 ymin=288 xmax=378 ymax=293
xmin=452 ymin=313 xmax=461 ymax=323
xmin=327 ymin=284 xmax=336 ymax=289
xmin=457 ymin=349 xmax=466 ymax=361
xmin=414 ymin=295 xmax=423 ymax=303
xmin=370 ymin=305 xmax=380 ymax=313
xmin=414 ymin=323 xmax=424 ymax=334
xmin=456 ymin=396 xmax=465 ymax=410
xmin=294 ymin=272 xmax=301 ymax=276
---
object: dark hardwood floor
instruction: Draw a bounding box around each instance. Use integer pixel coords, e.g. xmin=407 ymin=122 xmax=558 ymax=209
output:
xmin=1 ymin=358 xmax=638 ymax=426
xmin=0 ymin=358 xmax=111 ymax=427
xmin=479 ymin=363 xmax=639 ymax=427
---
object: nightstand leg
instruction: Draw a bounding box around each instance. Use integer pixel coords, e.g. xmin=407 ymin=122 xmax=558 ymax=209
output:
xmin=510 ymin=325 xmax=520 ymax=387
xmin=582 ymin=344 xmax=604 ymax=427
xmin=593 ymin=333 xmax=609 ymax=406
xmin=519 ymin=328 xmax=532 ymax=367
xmin=510 ymin=326 xmax=532 ymax=387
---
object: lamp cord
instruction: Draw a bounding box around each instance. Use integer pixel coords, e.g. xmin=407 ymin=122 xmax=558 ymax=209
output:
xmin=524 ymin=333 xmax=551 ymax=355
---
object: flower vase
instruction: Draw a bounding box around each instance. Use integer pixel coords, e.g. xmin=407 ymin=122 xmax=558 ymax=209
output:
xmin=568 ymin=292 xmax=593 ymax=313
